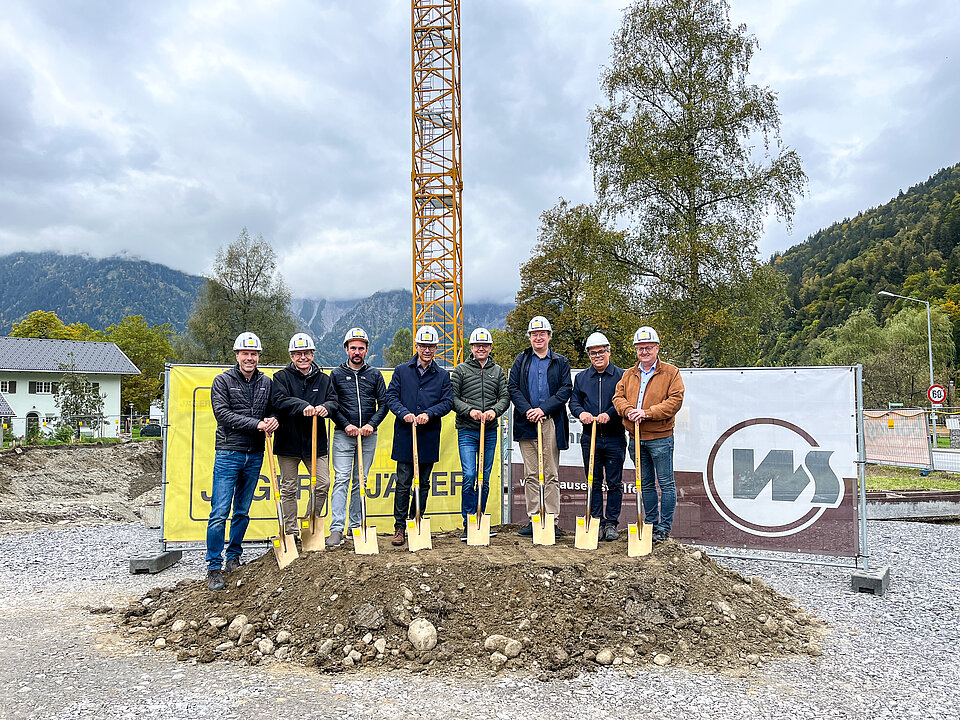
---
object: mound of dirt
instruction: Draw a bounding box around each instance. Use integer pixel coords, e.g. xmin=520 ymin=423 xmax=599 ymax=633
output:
xmin=0 ymin=441 xmax=161 ymax=530
xmin=122 ymin=530 xmax=825 ymax=677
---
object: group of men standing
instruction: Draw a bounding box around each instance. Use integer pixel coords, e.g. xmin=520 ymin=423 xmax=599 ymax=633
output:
xmin=204 ymin=317 xmax=684 ymax=592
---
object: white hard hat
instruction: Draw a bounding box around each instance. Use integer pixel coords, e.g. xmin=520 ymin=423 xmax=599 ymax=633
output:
xmin=288 ymin=333 xmax=315 ymax=352
xmin=527 ymin=316 xmax=552 ymax=334
xmin=343 ymin=327 xmax=369 ymax=347
xmin=633 ymin=326 xmax=660 ymax=344
xmin=414 ymin=325 xmax=440 ymax=345
xmin=233 ymin=332 xmax=263 ymax=352
xmin=469 ymin=327 xmax=493 ymax=344
xmin=585 ymin=332 xmax=610 ymax=350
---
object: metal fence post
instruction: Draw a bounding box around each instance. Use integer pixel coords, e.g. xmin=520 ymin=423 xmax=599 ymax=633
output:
xmin=856 ymin=364 xmax=870 ymax=571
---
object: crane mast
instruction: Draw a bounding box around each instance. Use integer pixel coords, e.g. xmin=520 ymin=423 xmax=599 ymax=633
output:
xmin=411 ymin=0 xmax=463 ymax=367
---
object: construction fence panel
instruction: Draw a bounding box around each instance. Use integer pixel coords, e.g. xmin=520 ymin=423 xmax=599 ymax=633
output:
xmin=161 ymin=364 xmax=502 ymax=548
xmin=509 ymin=366 xmax=862 ymax=557
xmin=862 ymin=409 xmax=932 ymax=470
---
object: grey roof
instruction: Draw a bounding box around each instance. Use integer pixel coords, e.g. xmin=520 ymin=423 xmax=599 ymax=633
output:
xmin=0 ymin=336 xmax=140 ymax=375
xmin=0 ymin=392 xmax=13 ymax=416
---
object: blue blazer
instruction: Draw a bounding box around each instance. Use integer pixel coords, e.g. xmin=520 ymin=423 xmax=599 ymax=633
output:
xmin=386 ymin=356 xmax=453 ymax=464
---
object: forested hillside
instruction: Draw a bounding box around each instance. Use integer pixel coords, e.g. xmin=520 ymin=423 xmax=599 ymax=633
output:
xmin=767 ymin=163 xmax=960 ymax=363
xmin=0 ymin=252 xmax=204 ymax=333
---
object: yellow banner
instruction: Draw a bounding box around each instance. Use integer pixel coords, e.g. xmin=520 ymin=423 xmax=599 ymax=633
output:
xmin=163 ymin=364 xmax=502 ymax=544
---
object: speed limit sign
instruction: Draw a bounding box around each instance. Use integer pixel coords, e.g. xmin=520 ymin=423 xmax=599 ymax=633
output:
xmin=928 ymin=384 xmax=946 ymax=404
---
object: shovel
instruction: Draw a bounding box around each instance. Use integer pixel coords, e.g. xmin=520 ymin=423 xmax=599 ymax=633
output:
xmin=627 ymin=421 xmax=653 ymax=558
xmin=265 ymin=435 xmax=299 ymax=568
xmin=406 ymin=423 xmax=432 ymax=551
xmin=532 ymin=421 xmax=556 ymax=546
xmin=466 ymin=418 xmax=491 ymax=546
xmin=575 ymin=421 xmax=601 ymax=550
xmin=300 ymin=415 xmax=326 ymax=552
xmin=352 ymin=433 xmax=379 ymax=555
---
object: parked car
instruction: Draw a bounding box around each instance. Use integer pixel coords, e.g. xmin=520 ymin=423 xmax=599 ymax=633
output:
xmin=140 ymin=423 xmax=161 ymax=438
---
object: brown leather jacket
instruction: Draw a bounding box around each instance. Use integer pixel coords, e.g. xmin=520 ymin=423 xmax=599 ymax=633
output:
xmin=612 ymin=361 xmax=684 ymax=440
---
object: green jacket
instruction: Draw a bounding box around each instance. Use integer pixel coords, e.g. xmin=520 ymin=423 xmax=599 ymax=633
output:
xmin=451 ymin=355 xmax=511 ymax=430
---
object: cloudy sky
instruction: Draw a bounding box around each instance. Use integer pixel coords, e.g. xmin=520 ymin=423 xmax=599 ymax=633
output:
xmin=1 ymin=1 xmax=958 ymax=303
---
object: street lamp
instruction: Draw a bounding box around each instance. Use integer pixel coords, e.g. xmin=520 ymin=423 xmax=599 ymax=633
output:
xmin=878 ymin=290 xmax=936 ymax=440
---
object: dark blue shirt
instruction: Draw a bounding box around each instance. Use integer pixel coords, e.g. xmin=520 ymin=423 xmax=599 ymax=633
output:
xmin=527 ymin=350 xmax=552 ymax=407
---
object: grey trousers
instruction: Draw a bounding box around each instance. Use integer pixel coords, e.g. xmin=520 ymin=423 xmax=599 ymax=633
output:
xmin=277 ymin=454 xmax=330 ymax=536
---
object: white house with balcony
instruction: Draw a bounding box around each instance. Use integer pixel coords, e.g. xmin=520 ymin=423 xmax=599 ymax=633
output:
xmin=0 ymin=336 xmax=140 ymax=439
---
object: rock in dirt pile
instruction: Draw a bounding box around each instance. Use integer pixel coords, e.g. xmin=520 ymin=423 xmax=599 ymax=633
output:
xmin=121 ymin=532 xmax=825 ymax=677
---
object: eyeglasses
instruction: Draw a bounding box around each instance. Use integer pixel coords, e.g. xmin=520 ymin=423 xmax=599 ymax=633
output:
xmin=587 ymin=349 xmax=608 ymax=357
xmin=637 ymin=346 xmax=657 ymax=354
xmin=291 ymin=350 xmax=314 ymax=358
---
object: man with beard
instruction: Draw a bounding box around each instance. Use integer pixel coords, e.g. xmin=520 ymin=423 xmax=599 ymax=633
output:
xmin=327 ymin=327 xmax=389 ymax=547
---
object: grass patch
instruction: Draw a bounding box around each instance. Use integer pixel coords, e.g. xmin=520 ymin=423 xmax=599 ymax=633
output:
xmin=866 ymin=464 xmax=960 ymax=492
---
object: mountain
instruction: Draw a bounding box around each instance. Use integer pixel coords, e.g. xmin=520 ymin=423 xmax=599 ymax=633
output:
xmin=289 ymin=297 xmax=360 ymax=343
xmin=312 ymin=289 xmax=514 ymax=366
xmin=766 ymin=163 xmax=960 ymax=363
xmin=0 ymin=251 xmax=204 ymax=332
xmin=0 ymin=251 xmax=513 ymax=364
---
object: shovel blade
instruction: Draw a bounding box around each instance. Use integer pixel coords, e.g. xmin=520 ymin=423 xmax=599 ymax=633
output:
xmin=271 ymin=534 xmax=299 ymax=569
xmin=299 ymin=517 xmax=326 ymax=553
xmin=627 ymin=522 xmax=653 ymax=557
xmin=352 ymin=526 xmax=379 ymax=555
xmin=466 ymin=513 xmax=491 ymax=546
xmin=574 ymin=515 xmax=600 ymax=550
xmin=531 ymin=513 xmax=556 ymax=546
xmin=406 ymin=517 xmax=433 ymax=552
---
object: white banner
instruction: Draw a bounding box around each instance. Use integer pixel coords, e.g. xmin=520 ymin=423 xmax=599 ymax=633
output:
xmin=510 ymin=366 xmax=861 ymax=556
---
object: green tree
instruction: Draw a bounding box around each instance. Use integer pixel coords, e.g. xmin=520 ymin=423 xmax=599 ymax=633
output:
xmin=181 ymin=228 xmax=296 ymax=365
xmin=505 ymin=200 xmax=638 ymax=368
xmin=105 ymin=315 xmax=175 ymax=413
xmin=588 ymin=0 xmax=805 ymax=366
xmin=53 ymin=354 xmax=106 ymax=438
xmin=11 ymin=310 xmax=103 ymax=341
xmin=383 ymin=327 xmax=413 ymax=368
xmin=810 ymin=307 xmax=953 ymax=407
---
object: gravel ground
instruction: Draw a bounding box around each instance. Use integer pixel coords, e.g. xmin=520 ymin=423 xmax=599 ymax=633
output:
xmin=0 ymin=519 xmax=957 ymax=720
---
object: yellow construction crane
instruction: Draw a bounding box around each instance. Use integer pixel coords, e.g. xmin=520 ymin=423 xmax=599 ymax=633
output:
xmin=411 ymin=0 xmax=463 ymax=367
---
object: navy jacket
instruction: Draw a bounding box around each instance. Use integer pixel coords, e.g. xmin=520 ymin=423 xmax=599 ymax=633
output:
xmin=508 ymin=348 xmax=572 ymax=450
xmin=386 ymin=356 xmax=453 ymax=464
xmin=569 ymin=364 xmax=626 ymax=442
xmin=211 ymin=364 xmax=274 ymax=453
xmin=270 ymin=362 xmax=339 ymax=458
xmin=330 ymin=362 xmax=389 ymax=431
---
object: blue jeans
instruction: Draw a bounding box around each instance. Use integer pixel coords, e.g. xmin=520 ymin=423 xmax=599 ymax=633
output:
xmin=580 ymin=434 xmax=626 ymax=526
xmin=330 ymin=429 xmax=377 ymax=532
xmin=206 ymin=449 xmax=263 ymax=570
xmin=629 ymin=435 xmax=676 ymax=535
xmin=458 ymin=427 xmax=498 ymax=525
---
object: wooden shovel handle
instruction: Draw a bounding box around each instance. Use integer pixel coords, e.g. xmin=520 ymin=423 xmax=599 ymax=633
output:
xmin=537 ymin=420 xmax=543 ymax=484
xmin=586 ymin=421 xmax=597 ymax=519
xmin=411 ymin=422 xmax=419 ymax=483
xmin=311 ymin=415 xmax=317 ymax=482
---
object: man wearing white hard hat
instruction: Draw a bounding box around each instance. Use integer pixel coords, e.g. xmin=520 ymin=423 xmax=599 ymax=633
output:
xmin=328 ymin=327 xmax=389 ymax=547
xmin=569 ymin=332 xmax=627 ymax=541
xmin=613 ymin=327 xmax=685 ymax=543
xmin=508 ymin=315 xmax=573 ymax=537
xmin=270 ymin=333 xmax=339 ymax=549
xmin=206 ymin=332 xmax=279 ymax=591
xmin=452 ymin=327 xmax=510 ymax=540
xmin=385 ymin=325 xmax=453 ymax=546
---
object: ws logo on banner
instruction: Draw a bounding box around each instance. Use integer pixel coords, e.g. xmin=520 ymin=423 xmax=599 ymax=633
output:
xmin=705 ymin=418 xmax=843 ymax=537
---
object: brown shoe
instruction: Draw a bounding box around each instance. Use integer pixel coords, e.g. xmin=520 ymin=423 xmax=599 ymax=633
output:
xmin=391 ymin=527 xmax=405 ymax=546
